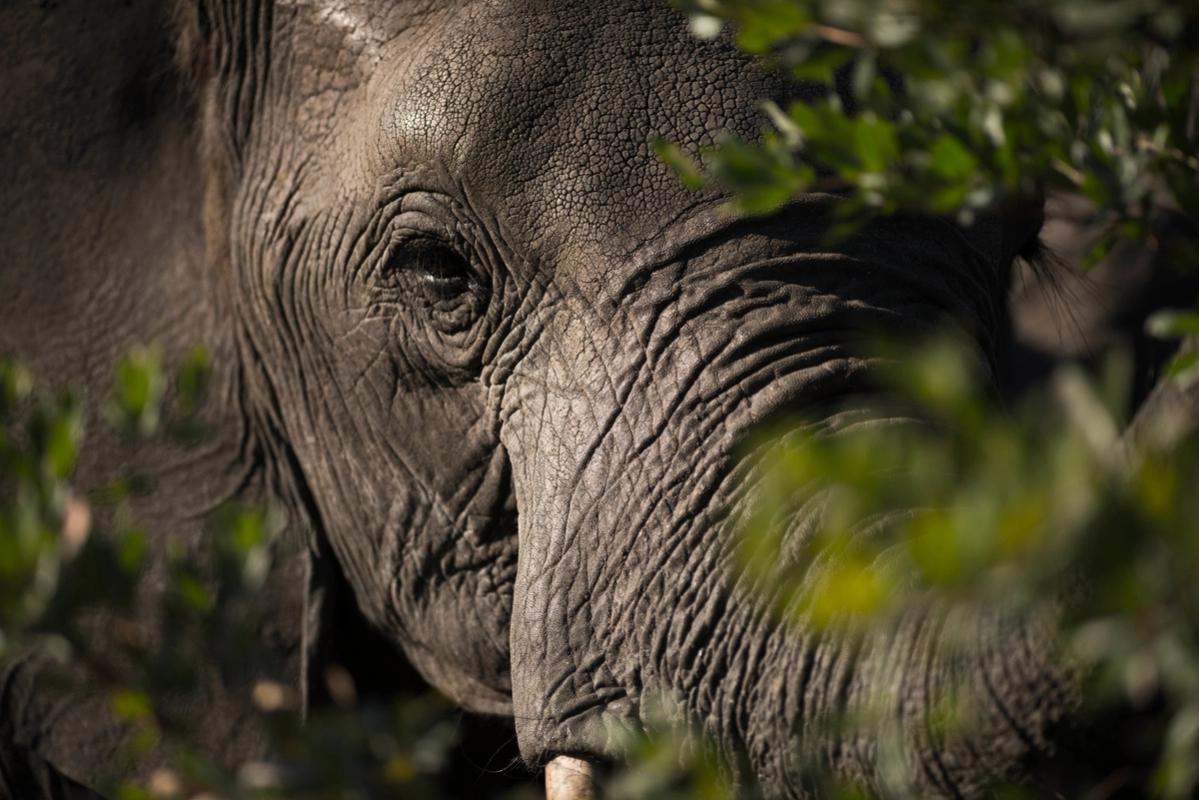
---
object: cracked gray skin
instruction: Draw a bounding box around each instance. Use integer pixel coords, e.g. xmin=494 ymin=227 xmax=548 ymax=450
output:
xmin=0 ymin=1 xmax=1088 ymax=797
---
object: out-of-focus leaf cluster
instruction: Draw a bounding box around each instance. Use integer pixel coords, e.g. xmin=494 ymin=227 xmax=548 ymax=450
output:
xmin=1 ymin=351 xmax=475 ymax=800
xmin=666 ymin=0 xmax=1198 ymax=261
xmin=0 ymin=358 xmax=81 ymax=648
xmin=115 ymin=689 xmax=464 ymax=800
xmin=734 ymin=334 xmax=1199 ymax=798
xmin=533 ymin=335 xmax=1199 ymax=799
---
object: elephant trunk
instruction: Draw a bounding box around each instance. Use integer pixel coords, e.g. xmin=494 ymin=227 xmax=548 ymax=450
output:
xmin=497 ymin=209 xmax=1060 ymax=795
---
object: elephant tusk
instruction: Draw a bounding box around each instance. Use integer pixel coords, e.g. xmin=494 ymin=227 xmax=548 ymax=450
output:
xmin=545 ymin=755 xmax=597 ymax=800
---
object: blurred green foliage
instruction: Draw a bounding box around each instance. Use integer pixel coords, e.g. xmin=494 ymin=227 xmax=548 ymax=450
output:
xmin=667 ymin=0 xmax=1198 ymax=265
xmin=0 ymin=359 xmax=81 ymax=646
xmin=1 ymin=351 xmax=486 ymax=799
xmin=738 ymin=335 xmax=1199 ymax=796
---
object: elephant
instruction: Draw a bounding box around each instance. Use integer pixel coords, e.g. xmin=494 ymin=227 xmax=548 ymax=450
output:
xmin=3 ymin=1 xmax=1191 ymax=797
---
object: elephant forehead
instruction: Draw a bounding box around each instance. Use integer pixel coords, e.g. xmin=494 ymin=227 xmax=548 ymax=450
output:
xmin=277 ymin=0 xmax=388 ymax=57
xmin=373 ymin=0 xmax=784 ymax=260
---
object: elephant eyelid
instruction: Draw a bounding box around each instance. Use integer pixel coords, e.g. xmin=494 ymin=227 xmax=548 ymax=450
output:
xmin=380 ymin=236 xmax=486 ymax=297
xmin=372 ymin=232 xmax=494 ymax=353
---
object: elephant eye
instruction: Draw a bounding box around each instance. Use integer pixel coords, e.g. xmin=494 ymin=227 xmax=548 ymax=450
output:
xmin=409 ymin=241 xmax=477 ymax=300
xmin=379 ymin=237 xmax=489 ymax=336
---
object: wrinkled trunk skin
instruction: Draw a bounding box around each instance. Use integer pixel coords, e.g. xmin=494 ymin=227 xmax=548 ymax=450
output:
xmin=500 ymin=210 xmax=1069 ymax=796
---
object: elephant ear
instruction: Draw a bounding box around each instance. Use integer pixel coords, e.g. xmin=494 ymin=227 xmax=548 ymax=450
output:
xmin=0 ymin=0 xmax=311 ymax=788
xmin=172 ymin=0 xmax=274 ymax=243
xmin=300 ymin=536 xmax=343 ymax=714
xmin=299 ymin=533 xmax=431 ymax=714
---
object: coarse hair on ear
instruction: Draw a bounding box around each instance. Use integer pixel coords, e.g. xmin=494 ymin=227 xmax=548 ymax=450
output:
xmin=168 ymin=0 xmax=276 ymax=293
xmin=1000 ymin=195 xmax=1080 ymax=333
xmin=168 ymin=0 xmax=275 ymax=170
xmin=169 ymin=0 xmax=208 ymax=89
xmin=167 ymin=0 xmax=249 ymax=293
xmin=1005 ymin=199 xmax=1066 ymax=293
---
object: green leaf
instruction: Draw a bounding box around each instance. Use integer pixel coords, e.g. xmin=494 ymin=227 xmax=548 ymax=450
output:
xmin=735 ymin=1 xmax=811 ymax=53
xmin=850 ymin=53 xmax=877 ymax=104
xmin=1163 ymin=351 xmax=1199 ymax=385
xmin=789 ymin=46 xmax=851 ymax=83
xmin=0 ymin=361 xmax=33 ymax=418
xmin=868 ymin=11 xmax=920 ymax=48
xmin=650 ymin=138 xmax=706 ymax=189
xmin=110 ymin=689 xmax=152 ymax=721
xmin=707 ymin=135 xmax=804 ymax=214
xmin=175 ymin=573 xmax=213 ymax=613
xmin=853 ymin=113 xmax=899 ymax=172
xmin=929 ymin=134 xmax=976 ymax=181
xmin=1146 ymin=310 xmax=1199 ymax=339
xmin=43 ymin=401 xmax=82 ymax=480
xmin=110 ymin=346 xmax=165 ymax=437
xmin=222 ymin=507 xmax=267 ymax=556
xmin=117 ymin=528 xmax=149 ymax=573
xmin=175 ymin=346 xmax=211 ymax=413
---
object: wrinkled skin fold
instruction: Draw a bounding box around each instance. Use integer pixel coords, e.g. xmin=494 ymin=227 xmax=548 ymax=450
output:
xmin=2 ymin=0 xmax=1074 ymax=797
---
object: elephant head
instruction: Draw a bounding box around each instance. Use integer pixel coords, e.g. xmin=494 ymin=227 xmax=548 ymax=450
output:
xmin=3 ymin=0 xmax=1064 ymax=796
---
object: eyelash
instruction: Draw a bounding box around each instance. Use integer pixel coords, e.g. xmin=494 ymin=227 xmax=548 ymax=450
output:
xmin=375 ymin=235 xmax=490 ymax=337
